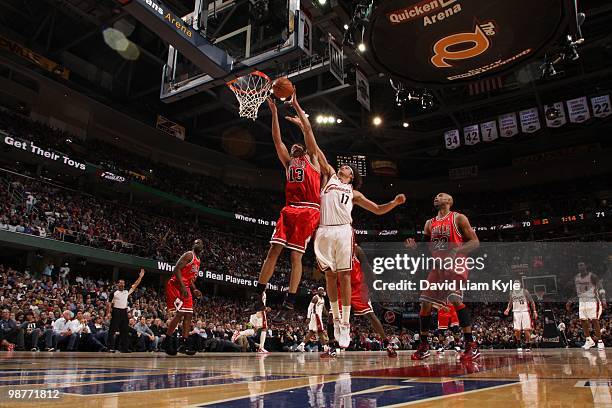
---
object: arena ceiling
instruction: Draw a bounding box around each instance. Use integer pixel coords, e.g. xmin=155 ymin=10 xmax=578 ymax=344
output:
xmin=1 ymin=0 xmax=612 ymax=176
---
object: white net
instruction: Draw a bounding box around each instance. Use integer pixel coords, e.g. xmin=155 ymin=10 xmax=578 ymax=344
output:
xmin=227 ymin=72 xmax=272 ymax=121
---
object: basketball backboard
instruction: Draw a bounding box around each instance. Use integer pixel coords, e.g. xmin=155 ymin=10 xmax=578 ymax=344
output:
xmin=159 ymin=0 xmax=312 ymax=102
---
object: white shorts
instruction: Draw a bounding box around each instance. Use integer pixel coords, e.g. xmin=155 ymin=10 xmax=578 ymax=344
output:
xmin=513 ymin=310 xmax=533 ymax=331
xmin=579 ymin=300 xmax=602 ymax=320
xmin=308 ymin=314 xmax=324 ymax=332
xmin=314 ymin=224 xmax=353 ymax=273
xmin=249 ymin=311 xmax=267 ymax=329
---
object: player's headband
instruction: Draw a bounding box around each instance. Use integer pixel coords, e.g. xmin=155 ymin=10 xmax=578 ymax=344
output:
xmin=342 ymin=165 xmax=354 ymax=176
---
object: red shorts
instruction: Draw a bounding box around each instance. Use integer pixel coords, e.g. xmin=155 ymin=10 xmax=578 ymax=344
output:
xmin=338 ymin=259 xmax=373 ymax=315
xmin=420 ymin=268 xmax=468 ymax=309
xmin=437 ymin=305 xmax=459 ymax=329
xmin=270 ymin=205 xmax=319 ymax=253
xmin=166 ymin=282 xmax=193 ymax=313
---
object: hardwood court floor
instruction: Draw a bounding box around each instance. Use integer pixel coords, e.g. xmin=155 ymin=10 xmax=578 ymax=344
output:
xmin=0 ymin=349 xmax=609 ymax=407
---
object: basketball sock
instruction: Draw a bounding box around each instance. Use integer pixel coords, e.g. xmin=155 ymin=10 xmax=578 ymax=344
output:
xmin=464 ymin=332 xmax=474 ymax=344
xmin=341 ymin=306 xmax=351 ymax=325
xmin=330 ymin=301 xmax=340 ymax=321
xmin=419 ymin=313 xmax=431 ymax=339
xmin=256 ymin=283 xmax=266 ymax=295
xmin=259 ymin=330 xmax=267 ymax=350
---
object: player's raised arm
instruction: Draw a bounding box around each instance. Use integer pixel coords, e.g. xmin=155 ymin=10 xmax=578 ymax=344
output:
xmin=267 ymin=98 xmax=290 ymax=167
xmin=129 ymin=268 xmax=145 ymax=294
xmin=353 ymin=191 xmax=406 ymax=215
xmin=454 ymin=213 xmax=480 ymax=254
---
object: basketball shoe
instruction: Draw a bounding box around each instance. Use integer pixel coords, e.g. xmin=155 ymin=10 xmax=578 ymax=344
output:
xmin=459 ymin=341 xmax=481 ymax=361
xmin=597 ymin=340 xmax=605 ymax=350
xmin=583 ymin=337 xmax=596 ymax=350
xmin=338 ymin=323 xmax=351 ymax=348
xmin=411 ymin=342 xmax=430 ymax=360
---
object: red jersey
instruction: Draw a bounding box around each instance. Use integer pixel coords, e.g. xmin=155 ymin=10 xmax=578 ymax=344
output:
xmin=285 ymin=156 xmax=320 ymax=208
xmin=429 ymin=211 xmax=464 ymax=255
xmin=169 ymin=251 xmax=200 ymax=287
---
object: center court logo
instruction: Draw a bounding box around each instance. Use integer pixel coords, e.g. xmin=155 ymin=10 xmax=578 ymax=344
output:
xmin=431 ymin=21 xmax=496 ymax=68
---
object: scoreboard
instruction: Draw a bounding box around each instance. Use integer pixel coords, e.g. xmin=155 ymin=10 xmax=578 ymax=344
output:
xmin=336 ymin=155 xmax=367 ymax=177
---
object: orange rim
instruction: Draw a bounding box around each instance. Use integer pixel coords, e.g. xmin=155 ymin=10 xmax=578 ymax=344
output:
xmin=227 ymin=71 xmax=271 ymax=95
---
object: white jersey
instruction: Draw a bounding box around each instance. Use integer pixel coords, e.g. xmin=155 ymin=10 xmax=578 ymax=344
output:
xmin=575 ymin=273 xmax=598 ymax=301
xmin=511 ymin=289 xmax=530 ymax=312
xmin=320 ymin=174 xmax=353 ymax=226
xmin=309 ymin=295 xmax=325 ymax=318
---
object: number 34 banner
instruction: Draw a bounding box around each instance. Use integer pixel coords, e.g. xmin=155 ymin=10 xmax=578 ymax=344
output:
xmin=444 ymin=129 xmax=460 ymax=150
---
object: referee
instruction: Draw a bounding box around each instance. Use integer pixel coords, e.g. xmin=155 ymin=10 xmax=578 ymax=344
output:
xmin=107 ymin=269 xmax=145 ymax=353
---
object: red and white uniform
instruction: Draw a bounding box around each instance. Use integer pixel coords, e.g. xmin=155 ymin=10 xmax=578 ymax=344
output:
xmin=165 ymin=251 xmax=200 ymax=313
xmin=511 ymin=289 xmax=533 ymax=330
xmin=437 ymin=304 xmax=459 ymax=330
xmin=307 ymin=294 xmax=325 ymax=332
xmin=270 ymin=156 xmax=320 ymax=253
xmin=314 ymin=174 xmax=354 ymax=272
xmin=338 ymin=255 xmax=373 ymax=315
xmin=575 ymin=273 xmax=602 ymax=320
xmin=420 ymin=211 xmax=466 ymax=309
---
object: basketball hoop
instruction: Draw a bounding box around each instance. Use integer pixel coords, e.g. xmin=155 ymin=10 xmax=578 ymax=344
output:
xmin=227 ymin=71 xmax=272 ymax=121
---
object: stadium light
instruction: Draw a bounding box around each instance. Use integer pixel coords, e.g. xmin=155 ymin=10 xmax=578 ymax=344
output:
xmin=316 ymin=115 xmax=324 ymax=124
xmin=402 ymin=122 xmax=409 ymax=128
xmin=357 ymin=42 xmax=366 ymax=52
xmin=318 ymin=0 xmax=327 ymax=5
xmin=373 ymin=116 xmax=382 ymax=126
xmin=336 ymin=118 xmax=343 ymax=124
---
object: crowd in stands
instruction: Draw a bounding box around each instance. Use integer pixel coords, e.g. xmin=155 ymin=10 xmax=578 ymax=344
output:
xmin=0 ymin=265 xmax=610 ymax=353
xmin=0 ymin=170 xmax=322 ymax=287
xmin=1 ymin=108 xmax=610 ymax=238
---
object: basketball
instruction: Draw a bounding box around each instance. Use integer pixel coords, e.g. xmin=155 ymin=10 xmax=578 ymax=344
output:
xmin=272 ymin=77 xmax=294 ymax=99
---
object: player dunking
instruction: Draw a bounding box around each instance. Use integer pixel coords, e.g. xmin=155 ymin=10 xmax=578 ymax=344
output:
xmin=334 ymin=244 xmax=397 ymax=357
xmin=248 ymin=96 xmax=322 ymax=319
xmin=296 ymin=287 xmax=330 ymax=353
xmin=504 ymin=280 xmax=538 ymax=352
xmin=566 ymin=262 xmax=606 ymax=350
xmin=162 ymin=239 xmax=203 ymax=356
xmin=408 ymin=193 xmax=480 ymax=361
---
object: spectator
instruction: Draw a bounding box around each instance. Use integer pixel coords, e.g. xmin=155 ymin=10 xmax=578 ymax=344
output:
xmin=0 ymin=308 xmax=19 ymax=350
xmin=53 ymin=310 xmax=77 ymax=351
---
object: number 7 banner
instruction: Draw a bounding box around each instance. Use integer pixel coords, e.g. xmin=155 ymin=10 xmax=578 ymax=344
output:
xmin=480 ymin=120 xmax=498 ymax=142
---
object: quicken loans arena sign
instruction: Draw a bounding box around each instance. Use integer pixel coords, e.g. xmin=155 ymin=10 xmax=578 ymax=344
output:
xmin=365 ymin=0 xmax=570 ymax=86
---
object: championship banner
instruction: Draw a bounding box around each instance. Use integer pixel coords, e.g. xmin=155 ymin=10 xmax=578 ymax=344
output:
xmin=590 ymin=95 xmax=611 ymax=118
xmin=519 ymin=107 xmax=541 ymax=133
xmin=444 ymin=129 xmax=460 ymax=150
xmin=0 ymin=34 xmax=70 ymax=79
xmin=328 ymin=35 xmax=344 ymax=84
xmin=463 ymin=124 xmax=480 ymax=145
xmin=498 ymin=113 xmax=519 ymax=137
xmin=566 ymin=96 xmax=591 ymax=123
xmin=355 ymin=68 xmax=371 ymax=111
xmin=544 ymin=102 xmax=567 ymax=128
xmin=480 ymin=120 xmax=498 ymax=142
